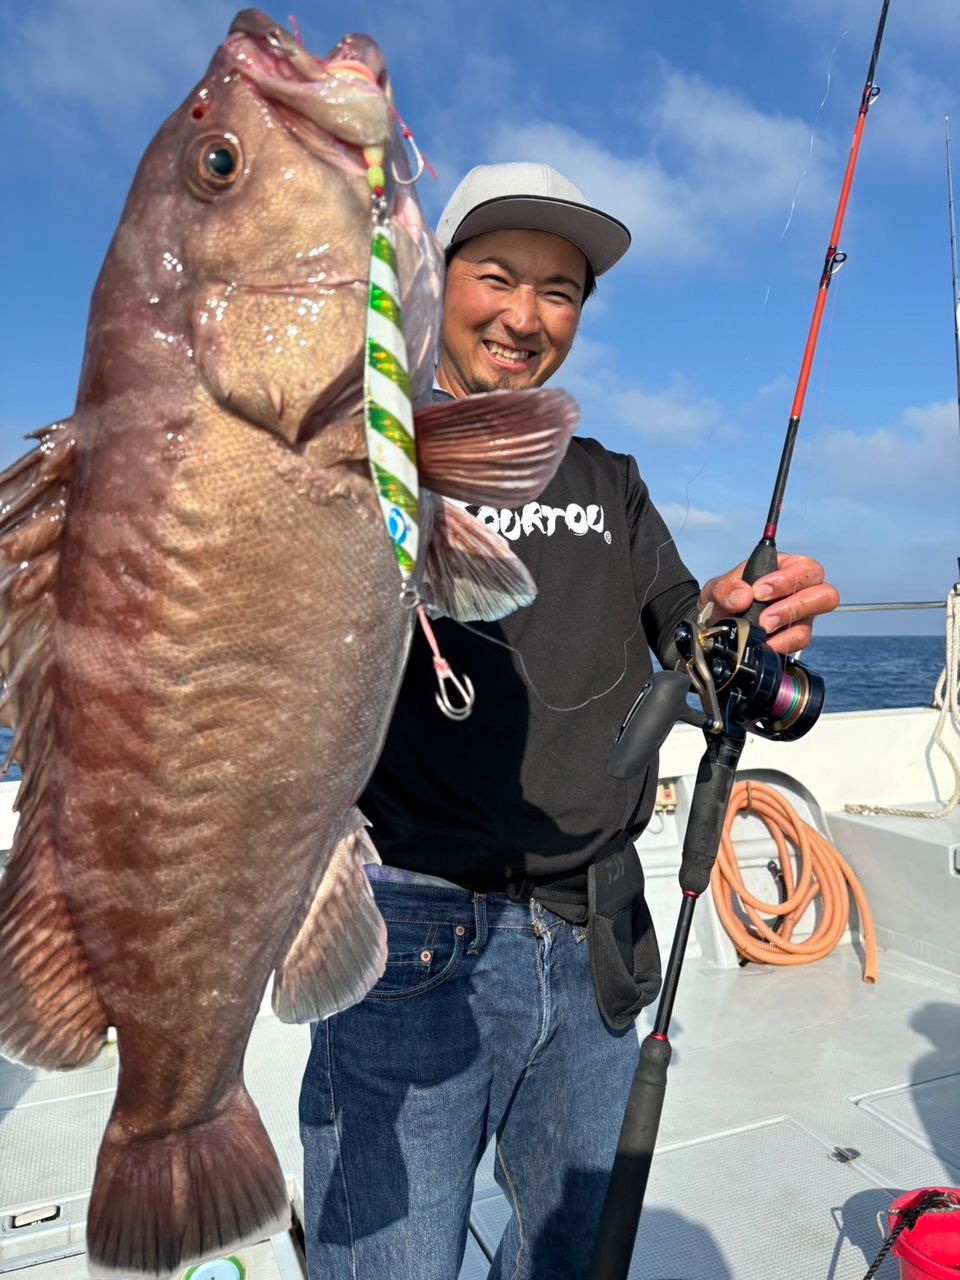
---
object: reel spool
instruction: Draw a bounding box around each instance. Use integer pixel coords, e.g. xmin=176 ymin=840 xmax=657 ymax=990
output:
xmin=674 ymin=617 xmax=824 ymax=741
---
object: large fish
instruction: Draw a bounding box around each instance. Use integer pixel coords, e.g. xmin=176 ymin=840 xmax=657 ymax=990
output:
xmin=0 ymin=12 xmax=577 ymax=1275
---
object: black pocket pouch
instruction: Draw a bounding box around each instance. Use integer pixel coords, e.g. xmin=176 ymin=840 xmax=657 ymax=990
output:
xmin=587 ymin=844 xmax=662 ymax=1031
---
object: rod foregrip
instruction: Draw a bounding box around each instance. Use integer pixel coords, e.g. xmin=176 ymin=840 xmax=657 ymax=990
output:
xmin=741 ymin=538 xmax=779 ymax=627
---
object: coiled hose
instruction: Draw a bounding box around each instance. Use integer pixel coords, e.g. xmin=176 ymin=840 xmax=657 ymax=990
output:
xmin=711 ymin=780 xmax=878 ymax=983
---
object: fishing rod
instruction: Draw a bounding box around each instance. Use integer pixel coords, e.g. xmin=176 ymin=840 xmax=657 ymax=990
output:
xmin=946 ymin=116 xmax=960 ymax=434
xmin=590 ymin=3 xmax=891 ymax=1275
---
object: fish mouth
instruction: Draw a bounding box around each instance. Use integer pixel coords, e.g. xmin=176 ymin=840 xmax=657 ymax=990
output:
xmin=236 ymin=276 xmax=366 ymax=295
xmin=226 ymin=13 xmax=391 ymax=153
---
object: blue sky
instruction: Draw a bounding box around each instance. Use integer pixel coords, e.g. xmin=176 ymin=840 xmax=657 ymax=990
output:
xmin=1 ymin=0 xmax=958 ymax=635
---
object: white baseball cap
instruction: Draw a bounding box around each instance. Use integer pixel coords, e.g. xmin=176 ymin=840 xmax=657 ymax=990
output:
xmin=436 ymin=162 xmax=631 ymax=277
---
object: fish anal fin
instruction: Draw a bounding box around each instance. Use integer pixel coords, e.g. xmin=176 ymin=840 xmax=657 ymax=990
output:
xmin=272 ymin=809 xmax=387 ymax=1023
xmin=421 ymin=496 xmax=536 ymax=622
xmin=414 ymin=387 xmax=578 ymax=505
xmin=0 ymin=824 xmax=109 ymax=1069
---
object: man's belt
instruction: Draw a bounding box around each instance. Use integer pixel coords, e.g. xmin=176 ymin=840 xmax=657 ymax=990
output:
xmin=509 ymin=839 xmax=662 ymax=1031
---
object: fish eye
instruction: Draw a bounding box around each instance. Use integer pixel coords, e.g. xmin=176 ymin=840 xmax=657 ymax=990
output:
xmin=205 ymin=147 xmax=236 ymax=180
xmin=185 ymin=132 xmax=244 ymax=199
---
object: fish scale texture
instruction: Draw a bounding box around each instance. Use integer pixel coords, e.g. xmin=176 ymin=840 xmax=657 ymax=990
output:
xmin=54 ymin=401 xmax=409 ymax=1121
xmin=0 ymin=10 xmax=434 ymax=1267
xmin=0 ymin=9 xmax=576 ymax=1273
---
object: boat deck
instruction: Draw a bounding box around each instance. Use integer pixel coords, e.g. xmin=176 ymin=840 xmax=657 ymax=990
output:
xmin=2 ymin=709 xmax=959 ymax=1278
xmin=2 ymin=941 xmax=957 ymax=1279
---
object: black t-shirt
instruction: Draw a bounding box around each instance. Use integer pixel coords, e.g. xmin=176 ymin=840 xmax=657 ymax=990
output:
xmin=360 ymin=435 xmax=699 ymax=891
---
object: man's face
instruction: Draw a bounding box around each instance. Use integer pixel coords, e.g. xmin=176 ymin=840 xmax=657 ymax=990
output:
xmin=436 ymin=228 xmax=587 ymax=398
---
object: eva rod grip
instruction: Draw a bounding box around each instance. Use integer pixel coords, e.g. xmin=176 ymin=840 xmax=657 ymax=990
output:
xmin=741 ymin=539 xmax=779 ymax=627
xmin=589 ymin=1033 xmax=672 ymax=1280
xmin=678 ymin=736 xmax=743 ymax=895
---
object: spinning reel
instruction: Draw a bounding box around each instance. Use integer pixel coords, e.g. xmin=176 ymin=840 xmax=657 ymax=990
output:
xmin=608 ymin=611 xmax=825 ymax=779
xmin=674 ymin=613 xmax=824 ymax=742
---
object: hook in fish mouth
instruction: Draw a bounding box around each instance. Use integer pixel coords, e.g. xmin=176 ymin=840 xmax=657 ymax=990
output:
xmin=226 ymin=12 xmax=391 ymax=148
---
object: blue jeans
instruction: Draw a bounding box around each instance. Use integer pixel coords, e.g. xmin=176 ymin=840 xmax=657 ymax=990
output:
xmin=299 ymin=881 xmax=639 ymax=1279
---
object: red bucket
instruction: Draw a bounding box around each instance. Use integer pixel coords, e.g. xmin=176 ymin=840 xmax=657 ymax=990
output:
xmin=887 ymin=1188 xmax=960 ymax=1280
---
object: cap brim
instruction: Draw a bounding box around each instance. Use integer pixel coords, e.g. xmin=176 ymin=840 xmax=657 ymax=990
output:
xmin=448 ymin=195 xmax=631 ymax=277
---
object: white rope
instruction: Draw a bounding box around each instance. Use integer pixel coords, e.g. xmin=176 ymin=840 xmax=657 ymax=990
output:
xmin=845 ymin=584 xmax=960 ymax=819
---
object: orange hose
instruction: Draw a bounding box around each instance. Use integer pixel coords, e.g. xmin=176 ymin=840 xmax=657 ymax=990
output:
xmin=711 ymin=781 xmax=878 ymax=983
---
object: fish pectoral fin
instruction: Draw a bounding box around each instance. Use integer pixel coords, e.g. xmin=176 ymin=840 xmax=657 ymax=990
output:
xmin=420 ymin=496 xmax=536 ymax=622
xmin=272 ymin=809 xmax=387 ymax=1023
xmin=413 ymin=387 xmax=579 ymax=506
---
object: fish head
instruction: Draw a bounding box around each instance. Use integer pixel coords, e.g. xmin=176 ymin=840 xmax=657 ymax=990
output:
xmin=78 ymin=12 xmax=443 ymax=444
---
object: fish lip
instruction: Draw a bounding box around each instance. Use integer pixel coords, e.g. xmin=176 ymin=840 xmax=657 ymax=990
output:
xmin=227 ymin=13 xmax=386 ymax=82
xmin=235 ymin=277 xmax=366 ymax=295
xmin=223 ymin=25 xmax=389 ymax=150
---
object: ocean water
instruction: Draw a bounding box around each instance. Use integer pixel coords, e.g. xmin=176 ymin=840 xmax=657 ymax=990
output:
xmin=0 ymin=636 xmax=947 ymax=784
xmin=802 ymin=634 xmax=945 ymax=713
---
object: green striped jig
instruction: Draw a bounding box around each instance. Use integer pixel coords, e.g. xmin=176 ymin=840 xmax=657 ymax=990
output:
xmin=361 ymin=144 xmax=475 ymax=720
xmin=363 ymin=163 xmax=420 ymax=600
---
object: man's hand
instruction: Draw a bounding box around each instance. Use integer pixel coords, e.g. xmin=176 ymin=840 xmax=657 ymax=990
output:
xmin=697 ymin=553 xmax=839 ymax=655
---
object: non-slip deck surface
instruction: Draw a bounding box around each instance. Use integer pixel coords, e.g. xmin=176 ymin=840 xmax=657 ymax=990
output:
xmin=3 ymin=945 xmax=957 ymax=1278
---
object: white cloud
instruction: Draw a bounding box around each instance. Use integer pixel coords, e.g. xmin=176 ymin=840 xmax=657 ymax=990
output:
xmin=776 ymin=0 xmax=960 ymax=59
xmin=867 ymin=59 xmax=956 ymax=174
xmin=649 ymin=68 xmax=834 ymax=222
xmin=769 ymin=0 xmax=957 ymax=176
xmin=0 ymin=0 xmax=233 ymax=147
xmin=485 ymin=120 xmax=706 ymax=264
xmin=658 ymin=502 xmax=729 ymax=531
xmin=558 ymin=336 xmax=727 ymax=448
xmin=479 ymin=64 xmax=835 ymax=268
xmin=813 ymin=399 xmax=960 ymax=504
xmin=608 ymin=384 xmax=724 ymax=443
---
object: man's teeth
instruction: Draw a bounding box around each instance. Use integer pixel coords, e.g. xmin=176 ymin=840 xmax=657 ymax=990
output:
xmin=485 ymin=341 xmax=533 ymax=364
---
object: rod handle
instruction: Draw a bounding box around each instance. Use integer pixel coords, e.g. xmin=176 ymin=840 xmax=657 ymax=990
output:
xmin=589 ymin=1033 xmax=672 ymax=1280
xmin=679 ymin=737 xmax=742 ymax=895
xmin=741 ymin=538 xmax=779 ymax=627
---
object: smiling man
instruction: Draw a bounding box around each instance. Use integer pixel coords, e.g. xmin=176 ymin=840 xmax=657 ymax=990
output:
xmin=299 ymin=163 xmax=839 ymax=1280
xmin=437 ymin=228 xmax=588 ymax=391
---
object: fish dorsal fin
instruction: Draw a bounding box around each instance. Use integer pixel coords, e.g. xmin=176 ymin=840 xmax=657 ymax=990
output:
xmin=413 ymin=387 xmax=579 ymax=506
xmin=0 ymin=421 xmax=109 ymax=1070
xmin=0 ymin=423 xmax=73 ymax=756
xmin=420 ymin=496 xmax=536 ymax=622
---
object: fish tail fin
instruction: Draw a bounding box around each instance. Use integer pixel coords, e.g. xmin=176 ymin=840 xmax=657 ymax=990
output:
xmin=86 ymin=1084 xmax=290 ymax=1277
xmin=0 ymin=828 xmax=109 ymax=1069
xmin=420 ymin=496 xmax=537 ymax=622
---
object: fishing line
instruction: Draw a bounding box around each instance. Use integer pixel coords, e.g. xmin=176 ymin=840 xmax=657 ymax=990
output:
xmin=800 ymin=273 xmax=843 ymax=535
xmin=449 ymin=367 xmax=729 ymax=714
xmin=760 ymin=30 xmax=849 ymax=312
xmin=426 ymin=27 xmax=859 ymax=718
xmin=453 ymin=530 xmax=680 ymax=714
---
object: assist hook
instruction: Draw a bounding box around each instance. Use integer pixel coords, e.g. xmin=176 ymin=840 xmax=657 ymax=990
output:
xmin=389 ymin=106 xmax=437 ymax=186
xmin=416 ymin=605 xmax=475 ymax=720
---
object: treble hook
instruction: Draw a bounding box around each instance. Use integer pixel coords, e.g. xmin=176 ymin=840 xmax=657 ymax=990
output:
xmin=432 ymin=658 xmax=475 ymax=721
